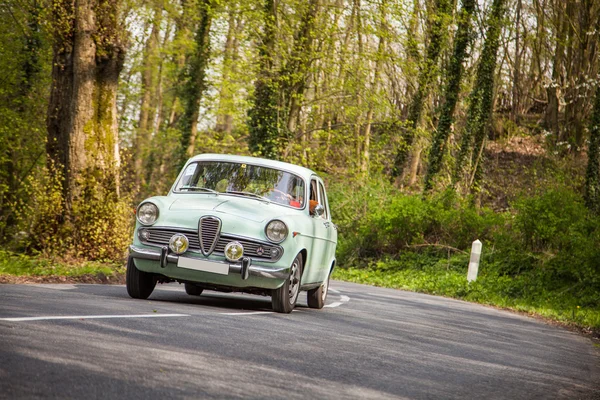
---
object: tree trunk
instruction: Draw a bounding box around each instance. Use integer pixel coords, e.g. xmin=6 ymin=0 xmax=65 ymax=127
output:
xmin=284 ymin=0 xmax=320 ymax=134
xmin=392 ymin=0 xmax=453 ymax=180
xmin=360 ymin=0 xmax=388 ymax=175
xmin=1 ymin=1 xmax=43 ymax=232
xmin=511 ymin=0 xmax=522 ymax=123
xmin=585 ymin=85 xmax=600 ymax=213
xmin=134 ymin=2 xmax=162 ymax=191
xmin=423 ymin=0 xmax=476 ymax=192
xmin=544 ymin=0 xmax=566 ymax=138
xmin=178 ymin=0 xmax=212 ymax=163
xmin=453 ymin=0 xmax=506 ymax=193
xmin=248 ymin=0 xmax=280 ymax=159
xmin=46 ymin=0 xmax=126 ymax=210
xmin=216 ymin=5 xmax=242 ymax=134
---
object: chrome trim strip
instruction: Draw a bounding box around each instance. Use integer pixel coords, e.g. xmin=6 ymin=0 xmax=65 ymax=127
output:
xmin=129 ymin=246 xmax=289 ymax=280
xmin=199 ymin=216 xmax=221 ymax=256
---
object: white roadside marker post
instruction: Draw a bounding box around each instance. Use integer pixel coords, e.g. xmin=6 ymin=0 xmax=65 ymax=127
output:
xmin=467 ymin=239 xmax=482 ymax=282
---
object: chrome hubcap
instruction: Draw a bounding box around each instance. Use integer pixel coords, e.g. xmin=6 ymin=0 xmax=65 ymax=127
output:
xmin=288 ymin=258 xmax=301 ymax=305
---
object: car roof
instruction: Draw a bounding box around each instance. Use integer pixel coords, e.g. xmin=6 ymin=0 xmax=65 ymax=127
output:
xmin=189 ymin=153 xmax=319 ymax=180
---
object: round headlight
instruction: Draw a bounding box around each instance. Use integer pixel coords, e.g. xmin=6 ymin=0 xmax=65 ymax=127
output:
xmin=265 ymin=219 xmax=288 ymax=243
xmin=137 ymin=202 xmax=159 ymax=226
xmin=169 ymin=234 xmax=189 ymax=254
xmin=224 ymin=241 xmax=244 ymax=262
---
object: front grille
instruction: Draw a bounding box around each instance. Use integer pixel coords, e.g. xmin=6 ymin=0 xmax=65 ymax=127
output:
xmin=215 ymin=236 xmax=275 ymax=259
xmin=139 ymin=227 xmax=283 ymax=262
xmin=199 ymin=216 xmax=221 ymax=255
xmin=144 ymin=228 xmax=201 ymax=250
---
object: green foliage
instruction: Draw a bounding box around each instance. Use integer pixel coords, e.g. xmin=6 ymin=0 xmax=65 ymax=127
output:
xmin=248 ymin=0 xmax=282 ymax=159
xmin=424 ymin=0 xmax=476 ymax=192
xmin=248 ymin=76 xmax=281 ymax=159
xmin=392 ymin=0 xmax=453 ymax=178
xmin=330 ymin=178 xmax=502 ymax=264
xmin=333 ymin=179 xmax=600 ymax=329
xmin=454 ymin=0 xmax=506 ymax=191
xmin=333 ymin=262 xmax=600 ymax=328
xmin=178 ymin=0 xmax=213 ymax=165
xmin=513 ymin=189 xmax=586 ymax=251
xmin=585 ymin=85 xmax=600 ymax=213
xmin=0 ymin=0 xmax=51 ymax=243
xmin=16 ymin=165 xmax=132 ymax=262
xmin=0 ymin=250 xmax=123 ymax=278
xmin=510 ymin=188 xmax=600 ymax=286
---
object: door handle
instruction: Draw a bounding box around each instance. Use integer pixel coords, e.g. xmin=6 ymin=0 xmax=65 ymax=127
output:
xmin=323 ymin=221 xmax=330 ymax=228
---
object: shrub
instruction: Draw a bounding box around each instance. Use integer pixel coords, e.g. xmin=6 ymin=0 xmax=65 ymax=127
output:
xmin=513 ymin=188 xmax=587 ymax=251
xmin=15 ymin=165 xmax=132 ymax=262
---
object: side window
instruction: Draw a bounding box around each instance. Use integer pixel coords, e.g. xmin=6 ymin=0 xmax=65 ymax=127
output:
xmin=309 ymin=179 xmax=318 ymax=215
xmin=318 ymin=181 xmax=329 ymax=219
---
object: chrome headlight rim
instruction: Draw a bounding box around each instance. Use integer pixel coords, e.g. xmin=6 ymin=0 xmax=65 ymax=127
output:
xmin=169 ymin=233 xmax=189 ymax=255
xmin=136 ymin=202 xmax=159 ymax=226
xmin=264 ymin=219 xmax=288 ymax=243
xmin=224 ymin=241 xmax=244 ymax=262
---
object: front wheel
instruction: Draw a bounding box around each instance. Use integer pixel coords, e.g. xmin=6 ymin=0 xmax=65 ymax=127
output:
xmin=126 ymin=256 xmax=156 ymax=299
xmin=307 ymin=270 xmax=330 ymax=309
xmin=272 ymin=253 xmax=303 ymax=313
xmin=184 ymin=283 xmax=203 ymax=296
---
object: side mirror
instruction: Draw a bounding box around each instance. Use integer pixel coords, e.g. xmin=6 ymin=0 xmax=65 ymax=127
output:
xmin=312 ymin=204 xmax=325 ymax=217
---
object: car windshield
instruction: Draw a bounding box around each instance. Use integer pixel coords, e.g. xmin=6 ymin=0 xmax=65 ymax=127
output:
xmin=175 ymin=161 xmax=306 ymax=209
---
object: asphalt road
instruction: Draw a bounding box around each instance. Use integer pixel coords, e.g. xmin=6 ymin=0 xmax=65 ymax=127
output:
xmin=0 ymin=281 xmax=598 ymax=399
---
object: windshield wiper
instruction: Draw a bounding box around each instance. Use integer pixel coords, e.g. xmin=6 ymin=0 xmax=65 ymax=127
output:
xmin=225 ymin=190 xmax=270 ymax=203
xmin=179 ymin=187 xmax=218 ymax=194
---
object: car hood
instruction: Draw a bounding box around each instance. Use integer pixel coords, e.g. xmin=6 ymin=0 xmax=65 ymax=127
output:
xmin=169 ymin=195 xmax=298 ymax=223
xmin=169 ymin=196 xmax=228 ymax=212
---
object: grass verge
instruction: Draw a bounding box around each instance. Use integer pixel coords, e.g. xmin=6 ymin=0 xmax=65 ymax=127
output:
xmin=0 ymin=250 xmax=125 ymax=284
xmin=332 ymin=257 xmax=600 ymax=338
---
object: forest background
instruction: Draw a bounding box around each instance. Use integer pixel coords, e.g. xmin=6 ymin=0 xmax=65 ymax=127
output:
xmin=1 ymin=0 xmax=599 ymax=332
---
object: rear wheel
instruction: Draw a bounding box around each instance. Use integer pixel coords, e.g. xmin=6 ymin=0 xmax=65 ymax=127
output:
xmin=126 ymin=256 xmax=156 ymax=299
xmin=272 ymin=253 xmax=303 ymax=313
xmin=307 ymin=270 xmax=330 ymax=309
xmin=184 ymin=283 xmax=203 ymax=296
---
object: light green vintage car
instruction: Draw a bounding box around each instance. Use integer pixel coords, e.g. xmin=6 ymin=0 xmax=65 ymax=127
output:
xmin=127 ymin=154 xmax=337 ymax=313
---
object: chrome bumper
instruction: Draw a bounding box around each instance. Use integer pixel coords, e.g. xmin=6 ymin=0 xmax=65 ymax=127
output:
xmin=129 ymin=245 xmax=290 ymax=281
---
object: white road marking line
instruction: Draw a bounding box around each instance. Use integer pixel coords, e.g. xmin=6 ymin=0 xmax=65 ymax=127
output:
xmin=367 ymin=292 xmax=402 ymax=299
xmin=30 ymin=284 xmax=78 ymax=290
xmin=219 ymin=311 xmax=274 ymax=316
xmin=324 ymin=294 xmax=350 ymax=308
xmin=0 ymin=314 xmax=190 ymax=322
xmin=328 ymin=288 xmax=340 ymax=294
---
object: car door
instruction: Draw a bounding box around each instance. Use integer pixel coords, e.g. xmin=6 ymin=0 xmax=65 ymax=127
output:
xmin=304 ymin=177 xmax=329 ymax=284
xmin=317 ymin=179 xmax=336 ymax=278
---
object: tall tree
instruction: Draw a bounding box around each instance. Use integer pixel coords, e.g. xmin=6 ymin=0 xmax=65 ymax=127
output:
xmin=453 ymin=0 xmax=507 ymax=194
xmin=248 ymin=0 xmax=280 ymax=159
xmin=215 ymin=3 xmax=243 ymax=134
xmin=360 ymin=0 xmax=388 ymax=174
xmin=511 ymin=0 xmax=522 ymax=124
xmin=0 ymin=0 xmax=47 ymax=237
xmin=585 ymin=85 xmax=600 ymax=213
xmin=178 ymin=0 xmax=213 ymax=163
xmin=281 ymin=0 xmax=320 ymax=135
xmin=391 ymin=0 xmax=453 ymax=181
xmin=543 ymin=0 xmax=566 ymax=139
xmin=423 ymin=0 xmax=476 ymax=192
xmin=134 ymin=1 xmax=163 ymax=192
xmin=46 ymin=0 xmax=126 ymax=210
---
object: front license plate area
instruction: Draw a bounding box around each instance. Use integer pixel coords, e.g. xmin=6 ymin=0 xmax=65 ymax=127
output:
xmin=177 ymin=257 xmax=229 ymax=275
